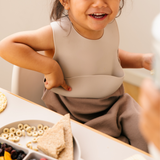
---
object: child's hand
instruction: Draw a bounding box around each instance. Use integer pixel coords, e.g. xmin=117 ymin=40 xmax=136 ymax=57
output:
xmin=142 ymin=53 xmax=153 ymax=70
xmin=44 ymin=61 xmax=71 ymax=91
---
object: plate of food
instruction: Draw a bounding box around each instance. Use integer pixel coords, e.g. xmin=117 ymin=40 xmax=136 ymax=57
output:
xmin=0 ymin=114 xmax=83 ymax=160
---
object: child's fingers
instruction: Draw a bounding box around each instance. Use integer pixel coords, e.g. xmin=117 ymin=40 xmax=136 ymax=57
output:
xmin=61 ymin=80 xmax=72 ymax=91
xmin=142 ymin=53 xmax=153 ymax=70
xmin=44 ymin=77 xmax=71 ymax=91
xmin=44 ymin=79 xmax=51 ymax=90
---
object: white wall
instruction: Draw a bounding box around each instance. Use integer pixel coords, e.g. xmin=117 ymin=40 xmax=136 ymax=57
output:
xmin=0 ymin=0 xmax=160 ymax=91
xmin=116 ymin=0 xmax=160 ymax=86
xmin=0 ymin=0 xmax=51 ymax=90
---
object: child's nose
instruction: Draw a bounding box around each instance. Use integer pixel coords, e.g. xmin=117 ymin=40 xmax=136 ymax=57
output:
xmin=92 ymin=0 xmax=108 ymax=8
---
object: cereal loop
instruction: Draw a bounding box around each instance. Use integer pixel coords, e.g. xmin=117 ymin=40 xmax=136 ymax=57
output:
xmin=14 ymin=136 xmax=20 ymax=142
xmin=8 ymin=137 xmax=14 ymax=142
xmin=18 ymin=123 xmax=24 ymax=130
xmin=3 ymin=128 xmax=9 ymax=133
xmin=24 ymin=124 xmax=29 ymax=130
xmin=10 ymin=127 xmax=16 ymax=133
xmin=32 ymin=131 xmax=38 ymax=137
xmin=26 ymin=141 xmax=31 ymax=145
xmin=16 ymin=130 xmax=22 ymax=137
xmin=9 ymin=133 xmax=14 ymax=138
xmin=38 ymin=130 xmax=43 ymax=136
xmin=26 ymin=142 xmax=32 ymax=149
xmin=27 ymin=131 xmax=32 ymax=136
xmin=31 ymin=126 xmax=36 ymax=131
xmin=33 ymin=147 xmax=38 ymax=151
xmin=26 ymin=127 xmax=32 ymax=132
xmin=43 ymin=126 xmax=49 ymax=131
xmin=32 ymin=137 xmax=38 ymax=143
xmin=1 ymin=133 xmax=8 ymax=139
xmin=37 ymin=124 xmax=43 ymax=130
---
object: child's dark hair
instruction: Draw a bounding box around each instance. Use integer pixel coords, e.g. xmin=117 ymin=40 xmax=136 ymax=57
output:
xmin=50 ymin=0 xmax=125 ymax=21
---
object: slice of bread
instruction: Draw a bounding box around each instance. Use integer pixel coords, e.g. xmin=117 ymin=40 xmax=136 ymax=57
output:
xmin=0 ymin=92 xmax=7 ymax=113
xmin=57 ymin=114 xmax=73 ymax=160
xmin=37 ymin=122 xmax=65 ymax=159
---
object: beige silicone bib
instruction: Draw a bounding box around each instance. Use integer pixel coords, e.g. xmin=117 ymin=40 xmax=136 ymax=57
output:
xmin=50 ymin=17 xmax=124 ymax=98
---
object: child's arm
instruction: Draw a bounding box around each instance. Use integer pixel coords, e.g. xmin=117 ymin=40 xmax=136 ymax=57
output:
xmin=0 ymin=26 xmax=71 ymax=91
xmin=0 ymin=26 xmax=54 ymax=73
xmin=118 ymin=49 xmax=153 ymax=70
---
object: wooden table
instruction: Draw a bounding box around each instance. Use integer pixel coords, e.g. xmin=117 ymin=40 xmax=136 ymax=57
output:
xmin=0 ymin=88 xmax=154 ymax=160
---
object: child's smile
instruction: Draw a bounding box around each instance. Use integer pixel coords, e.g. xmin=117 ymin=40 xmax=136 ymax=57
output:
xmin=64 ymin=0 xmax=120 ymax=39
xmin=88 ymin=13 xmax=108 ymax=20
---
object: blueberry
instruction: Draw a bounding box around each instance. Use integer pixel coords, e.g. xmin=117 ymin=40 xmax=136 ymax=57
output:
xmin=17 ymin=150 xmax=25 ymax=155
xmin=20 ymin=153 xmax=26 ymax=159
xmin=17 ymin=153 xmax=22 ymax=160
xmin=17 ymin=152 xmax=26 ymax=160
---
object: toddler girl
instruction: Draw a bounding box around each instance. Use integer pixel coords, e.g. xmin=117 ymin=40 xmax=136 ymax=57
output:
xmin=0 ymin=0 xmax=152 ymax=152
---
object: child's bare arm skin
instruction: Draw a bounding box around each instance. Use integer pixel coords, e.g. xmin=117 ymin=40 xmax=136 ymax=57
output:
xmin=0 ymin=25 xmax=54 ymax=73
xmin=118 ymin=49 xmax=153 ymax=70
xmin=0 ymin=26 xmax=71 ymax=91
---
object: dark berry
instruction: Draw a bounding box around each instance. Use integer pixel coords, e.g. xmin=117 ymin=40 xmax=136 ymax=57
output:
xmin=17 ymin=152 xmax=26 ymax=160
xmin=5 ymin=146 xmax=12 ymax=153
xmin=17 ymin=150 xmax=25 ymax=155
xmin=17 ymin=154 xmax=22 ymax=160
xmin=0 ymin=148 xmax=4 ymax=156
xmin=11 ymin=150 xmax=18 ymax=159
xmin=1 ymin=143 xmax=8 ymax=150
xmin=20 ymin=153 xmax=26 ymax=159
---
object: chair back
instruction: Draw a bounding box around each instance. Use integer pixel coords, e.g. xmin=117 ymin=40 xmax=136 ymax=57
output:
xmin=11 ymin=65 xmax=45 ymax=106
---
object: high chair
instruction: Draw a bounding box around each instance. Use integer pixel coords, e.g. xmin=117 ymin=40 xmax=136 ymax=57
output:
xmin=11 ymin=65 xmax=45 ymax=106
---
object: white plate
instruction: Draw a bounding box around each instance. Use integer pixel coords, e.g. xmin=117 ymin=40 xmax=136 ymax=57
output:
xmin=0 ymin=120 xmax=82 ymax=160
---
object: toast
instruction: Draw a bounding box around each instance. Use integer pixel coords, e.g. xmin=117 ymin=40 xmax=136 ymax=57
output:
xmin=57 ymin=114 xmax=73 ymax=160
xmin=37 ymin=122 xmax=65 ymax=159
xmin=37 ymin=114 xmax=73 ymax=160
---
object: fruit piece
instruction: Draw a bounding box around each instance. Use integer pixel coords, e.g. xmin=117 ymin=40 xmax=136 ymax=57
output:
xmin=40 ymin=158 xmax=47 ymax=160
xmin=0 ymin=149 xmax=4 ymax=156
xmin=0 ymin=156 xmax=4 ymax=160
xmin=11 ymin=150 xmax=18 ymax=159
xmin=17 ymin=150 xmax=25 ymax=155
xmin=4 ymin=151 xmax=12 ymax=160
xmin=17 ymin=152 xmax=26 ymax=160
xmin=5 ymin=146 xmax=12 ymax=153
xmin=1 ymin=143 xmax=8 ymax=150
xmin=21 ymin=153 xmax=26 ymax=159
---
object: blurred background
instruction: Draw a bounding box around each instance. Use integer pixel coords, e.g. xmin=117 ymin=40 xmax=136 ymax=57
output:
xmin=0 ymin=0 xmax=160 ymax=103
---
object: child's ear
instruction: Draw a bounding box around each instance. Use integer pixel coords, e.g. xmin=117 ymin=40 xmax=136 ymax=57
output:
xmin=59 ymin=0 xmax=70 ymax=10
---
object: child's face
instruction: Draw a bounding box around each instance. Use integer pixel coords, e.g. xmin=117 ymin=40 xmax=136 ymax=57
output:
xmin=65 ymin=0 xmax=120 ymax=39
